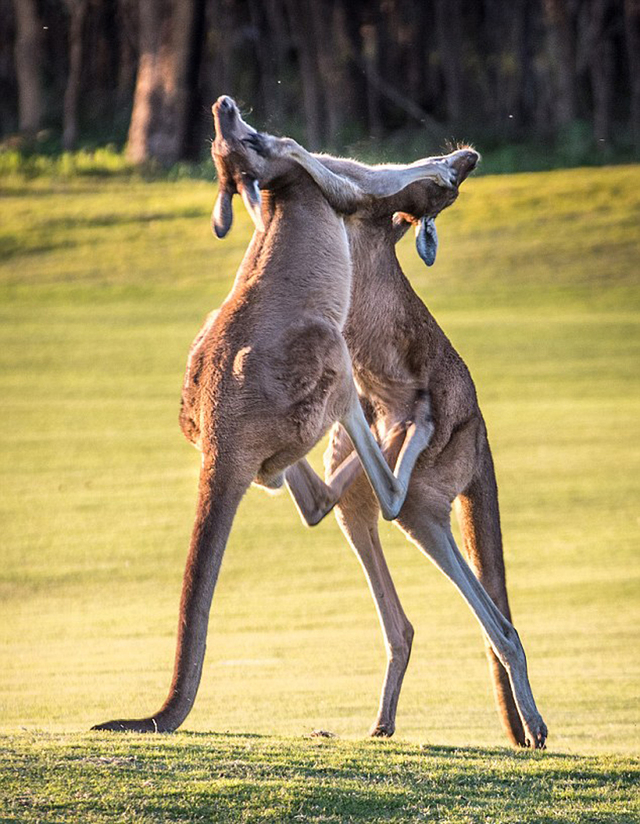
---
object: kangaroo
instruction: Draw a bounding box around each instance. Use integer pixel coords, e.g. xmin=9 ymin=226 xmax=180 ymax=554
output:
xmin=92 ymin=96 xmax=458 ymax=733
xmin=249 ymin=134 xmax=547 ymax=749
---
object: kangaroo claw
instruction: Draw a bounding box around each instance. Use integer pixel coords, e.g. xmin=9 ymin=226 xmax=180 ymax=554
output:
xmin=241 ymin=132 xmax=272 ymax=158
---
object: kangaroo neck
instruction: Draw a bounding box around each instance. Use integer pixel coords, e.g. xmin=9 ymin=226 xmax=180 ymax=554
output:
xmin=230 ymin=181 xmax=353 ymax=329
xmin=345 ymin=220 xmax=412 ymax=324
xmin=342 ymin=219 xmax=443 ymax=395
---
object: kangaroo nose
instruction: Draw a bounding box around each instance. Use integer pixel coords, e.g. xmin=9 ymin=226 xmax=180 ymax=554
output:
xmin=463 ymin=149 xmax=479 ymax=168
xmin=451 ymin=148 xmax=480 ymax=183
xmin=212 ymin=95 xmax=236 ymax=118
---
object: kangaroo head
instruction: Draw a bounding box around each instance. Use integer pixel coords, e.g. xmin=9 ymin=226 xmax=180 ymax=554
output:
xmin=211 ymin=96 xmax=307 ymax=238
xmin=211 ymin=95 xmax=269 ymax=238
xmin=393 ymin=147 xmax=479 ymax=267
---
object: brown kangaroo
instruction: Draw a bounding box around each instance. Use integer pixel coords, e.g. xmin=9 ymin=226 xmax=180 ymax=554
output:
xmin=252 ymin=134 xmax=547 ymax=749
xmin=92 ymin=96 xmax=460 ymax=733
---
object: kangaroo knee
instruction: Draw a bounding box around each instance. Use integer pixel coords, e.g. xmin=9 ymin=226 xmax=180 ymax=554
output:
xmin=387 ymin=621 xmax=414 ymax=664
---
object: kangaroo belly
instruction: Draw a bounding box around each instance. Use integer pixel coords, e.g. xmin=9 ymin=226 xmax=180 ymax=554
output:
xmin=249 ymin=321 xmax=353 ymax=483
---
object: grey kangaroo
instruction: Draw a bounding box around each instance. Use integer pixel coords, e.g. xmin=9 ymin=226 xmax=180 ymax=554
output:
xmin=249 ymin=133 xmax=547 ymax=749
xmin=92 ymin=96 xmax=461 ymax=733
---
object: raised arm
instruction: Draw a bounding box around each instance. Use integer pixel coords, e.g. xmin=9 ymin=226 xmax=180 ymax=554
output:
xmin=243 ymin=132 xmax=370 ymax=214
xmin=243 ymin=133 xmax=455 ymax=215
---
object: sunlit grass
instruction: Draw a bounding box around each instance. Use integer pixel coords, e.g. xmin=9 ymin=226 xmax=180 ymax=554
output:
xmin=0 ymin=146 xmax=135 ymax=178
xmin=1 ymin=733 xmax=638 ymax=823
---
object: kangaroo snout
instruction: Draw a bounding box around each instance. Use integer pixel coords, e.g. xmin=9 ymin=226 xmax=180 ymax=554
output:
xmin=448 ymin=148 xmax=480 ymax=185
xmin=213 ymin=95 xmax=236 ymax=115
xmin=212 ymin=96 xmax=240 ymax=140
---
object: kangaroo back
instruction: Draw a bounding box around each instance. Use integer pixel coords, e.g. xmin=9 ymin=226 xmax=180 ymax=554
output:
xmin=454 ymin=439 xmax=527 ymax=746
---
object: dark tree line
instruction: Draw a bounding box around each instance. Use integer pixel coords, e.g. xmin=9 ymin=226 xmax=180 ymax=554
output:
xmin=1 ymin=0 xmax=638 ymax=164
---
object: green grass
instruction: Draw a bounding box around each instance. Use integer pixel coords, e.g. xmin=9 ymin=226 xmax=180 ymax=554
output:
xmin=0 ymin=146 xmax=133 ymax=178
xmin=0 ymin=146 xmax=215 ymax=182
xmin=1 ymin=165 xmax=639 ymax=821
xmin=2 ymin=734 xmax=638 ymax=823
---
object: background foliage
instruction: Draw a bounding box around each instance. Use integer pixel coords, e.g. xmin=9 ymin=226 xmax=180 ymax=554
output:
xmin=2 ymin=0 xmax=640 ymax=169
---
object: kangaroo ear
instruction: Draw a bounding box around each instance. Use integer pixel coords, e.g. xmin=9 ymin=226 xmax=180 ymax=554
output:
xmin=239 ymin=177 xmax=265 ymax=233
xmin=415 ymin=217 xmax=438 ymax=266
xmin=212 ymin=187 xmax=234 ymax=238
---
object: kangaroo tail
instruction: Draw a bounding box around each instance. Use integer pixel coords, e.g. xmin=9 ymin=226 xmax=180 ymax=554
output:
xmin=454 ymin=439 xmax=528 ymax=747
xmin=92 ymin=455 xmax=249 ymax=733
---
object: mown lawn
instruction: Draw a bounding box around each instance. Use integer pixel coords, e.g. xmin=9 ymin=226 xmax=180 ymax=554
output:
xmin=2 ymin=733 xmax=638 ymax=823
xmin=1 ymin=165 xmax=639 ymax=821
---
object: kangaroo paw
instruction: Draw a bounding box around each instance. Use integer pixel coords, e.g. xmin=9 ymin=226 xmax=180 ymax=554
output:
xmin=433 ymin=164 xmax=457 ymax=190
xmin=242 ymin=133 xmax=296 ymax=160
xmin=241 ymin=132 xmax=276 ymax=158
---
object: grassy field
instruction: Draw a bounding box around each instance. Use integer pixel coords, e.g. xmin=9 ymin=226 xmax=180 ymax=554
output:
xmin=1 ymin=165 xmax=639 ymax=821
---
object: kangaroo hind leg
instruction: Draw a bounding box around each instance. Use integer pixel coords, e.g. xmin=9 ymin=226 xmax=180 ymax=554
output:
xmin=454 ymin=443 xmax=528 ymax=747
xmin=92 ymin=453 xmax=253 ymax=733
xmin=285 ymin=390 xmax=434 ymax=525
xmin=397 ymin=499 xmax=547 ymax=749
xmin=340 ymin=507 xmax=414 ymax=737
xmin=325 ymin=423 xmax=414 ymax=737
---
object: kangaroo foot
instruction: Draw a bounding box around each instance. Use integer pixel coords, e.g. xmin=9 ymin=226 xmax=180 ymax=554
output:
xmin=91 ymin=716 xmax=166 ymax=733
xmin=369 ymin=719 xmax=395 ymax=738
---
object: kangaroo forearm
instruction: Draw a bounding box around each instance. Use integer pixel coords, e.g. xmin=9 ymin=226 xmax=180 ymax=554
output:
xmin=285 ymin=141 xmax=368 ymax=213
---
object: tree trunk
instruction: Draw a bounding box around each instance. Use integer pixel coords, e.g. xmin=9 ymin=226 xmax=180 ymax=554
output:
xmin=624 ymin=0 xmax=640 ymax=155
xmin=435 ymin=0 xmax=463 ymax=123
xmin=588 ymin=0 xmax=613 ymax=151
xmin=309 ymin=0 xmax=344 ymax=149
xmin=62 ymin=0 xmax=88 ymax=150
xmin=126 ymin=0 xmax=199 ymax=165
xmin=116 ymin=0 xmax=137 ymax=111
xmin=590 ymin=39 xmax=613 ymax=149
xmin=248 ymin=0 xmax=274 ymax=120
xmin=12 ymin=0 xmax=44 ymax=133
xmin=405 ymin=4 xmax=426 ymax=108
xmin=513 ymin=0 xmax=535 ymax=130
xmin=262 ymin=0 xmax=289 ymax=116
xmin=361 ymin=22 xmax=383 ymax=140
xmin=285 ymin=0 xmax=323 ymax=149
xmin=338 ymin=2 xmax=368 ymax=135
xmin=181 ymin=0 xmax=206 ymax=160
xmin=543 ymin=0 xmax=578 ymax=127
